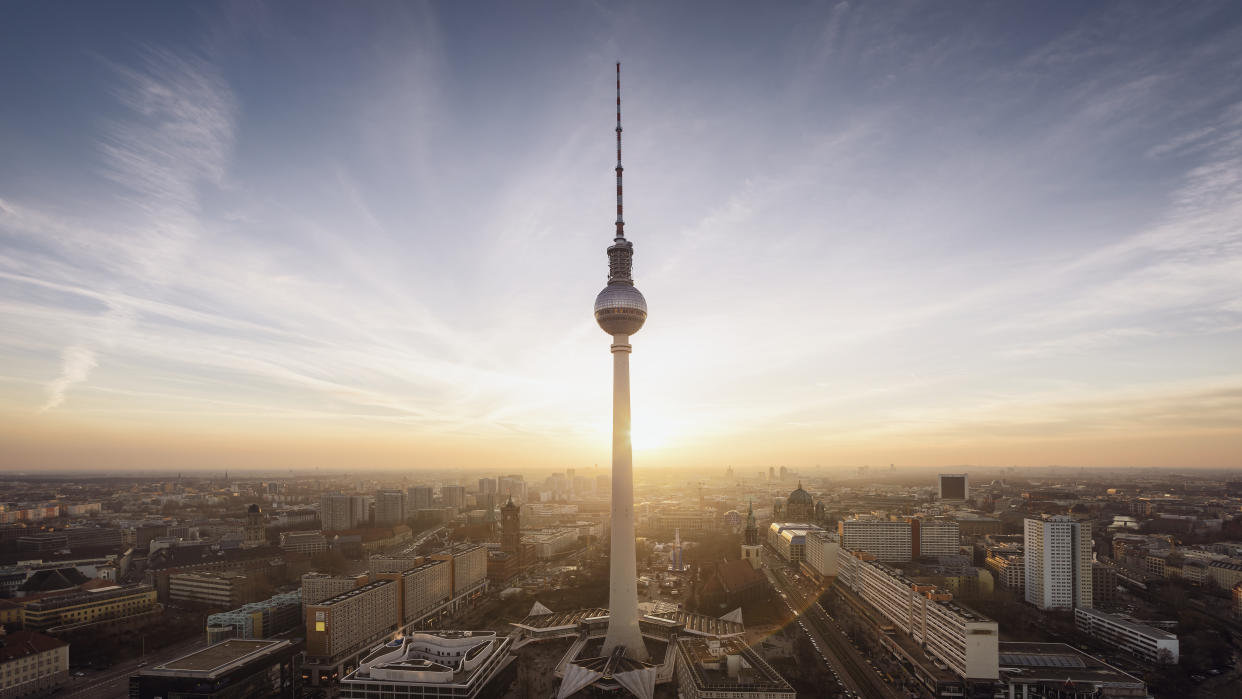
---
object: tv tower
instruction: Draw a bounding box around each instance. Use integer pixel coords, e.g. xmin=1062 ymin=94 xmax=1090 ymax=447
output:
xmin=596 ymin=62 xmax=649 ymax=662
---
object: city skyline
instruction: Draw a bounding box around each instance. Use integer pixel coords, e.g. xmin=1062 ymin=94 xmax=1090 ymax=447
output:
xmin=3 ymin=1 xmax=1242 ymax=471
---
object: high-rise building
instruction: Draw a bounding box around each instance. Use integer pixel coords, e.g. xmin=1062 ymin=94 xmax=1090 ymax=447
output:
xmin=374 ymin=490 xmax=407 ymax=527
xmin=407 ymin=486 xmax=432 ymax=512
xmin=593 ymin=62 xmax=649 ymax=664
xmin=477 ymin=478 xmax=496 ymax=496
xmin=938 ymin=474 xmax=969 ymax=502
xmin=440 ymin=485 xmax=466 ymax=509
xmin=320 ymin=494 xmax=368 ymax=531
xmin=304 ymin=580 xmax=399 ymax=686
xmin=1024 ymin=516 xmax=1093 ymax=610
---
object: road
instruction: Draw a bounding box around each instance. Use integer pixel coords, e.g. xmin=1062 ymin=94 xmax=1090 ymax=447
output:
xmin=53 ymin=635 xmax=208 ymax=699
xmin=763 ymin=550 xmax=905 ymax=699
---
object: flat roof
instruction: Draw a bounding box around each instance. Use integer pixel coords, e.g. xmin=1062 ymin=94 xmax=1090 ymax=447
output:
xmin=148 ymin=639 xmax=291 ymax=677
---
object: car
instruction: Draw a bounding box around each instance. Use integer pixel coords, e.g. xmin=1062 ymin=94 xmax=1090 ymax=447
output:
xmin=1190 ymin=675 xmax=1206 ymax=683
xmin=72 ymin=671 xmax=86 ymax=677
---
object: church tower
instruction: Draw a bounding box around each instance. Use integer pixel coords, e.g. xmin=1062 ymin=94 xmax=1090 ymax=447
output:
xmin=742 ymin=500 xmax=762 ymax=569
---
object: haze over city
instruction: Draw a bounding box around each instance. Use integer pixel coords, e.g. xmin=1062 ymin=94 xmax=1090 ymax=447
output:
xmin=3 ymin=1 xmax=1242 ymax=472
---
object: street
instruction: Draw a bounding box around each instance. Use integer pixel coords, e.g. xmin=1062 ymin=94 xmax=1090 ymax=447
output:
xmin=53 ymin=635 xmax=208 ymax=699
xmin=763 ymin=549 xmax=906 ymax=699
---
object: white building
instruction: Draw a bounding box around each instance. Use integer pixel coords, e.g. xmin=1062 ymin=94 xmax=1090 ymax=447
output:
xmin=803 ymin=530 xmax=840 ymax=578
xmin=523 ymin=528 xmax=579 ymax=560
xmin=280 ymin=530 xmax=328 ymax=555
xmin=838 ymin=517 xmax=912 ymax=562
xmin=302 ymin=572 xmax=369 ymax=607
xmin=1024 ymin=516 xmax=1092 ymax=610
xmin=321 ymin=494 xmax=369 ymax=532
xmin=1074 ymin=607 xmax=1178 ymax=664
xmin=837 ymin=549 xmax=999 ymax=682
xmin=338 ymin=631 xmax=512 ymax=699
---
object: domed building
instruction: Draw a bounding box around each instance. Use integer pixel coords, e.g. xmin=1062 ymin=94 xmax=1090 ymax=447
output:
xmin=785 ymin=482 xmax=814 ymax=522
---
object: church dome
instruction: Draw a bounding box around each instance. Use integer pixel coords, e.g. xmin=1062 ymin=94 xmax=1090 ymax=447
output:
xmin=787 ymin=482 xmax=812 ymax=506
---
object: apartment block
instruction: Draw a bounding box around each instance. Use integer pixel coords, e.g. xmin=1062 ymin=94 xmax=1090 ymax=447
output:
xmin=301 ymin=572 xmax=369 ymax=607
xmin=168 ymin=571 xmax=253 ymax=609
xmin=304 ymin=580 xmax=400 ymax=686
xmin=838 ymin=518 xmax=912 ymax=562
xmin=1074 ymin=607 xmax=1178 ymax=664
xmin=376 ymin=559 xmax=452 ymax=627
xmin=838 ymin=548 xmax=999 ymax=683
xmin=1024 ymin=516 xmax=1092 ymax=610
xmin=430 ymin=545 xmax=488 ymax=600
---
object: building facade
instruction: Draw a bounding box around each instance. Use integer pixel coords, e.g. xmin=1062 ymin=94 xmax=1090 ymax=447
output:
xmin=1074 ymin=607 xmax=1178 ymax=664
xmin=0 ymin=631 xmax=68 ymax=698
xmin=305 ymin=580 xmax=400 ymax=686
xmin=1024 ymin=516 xmax=1092 ymax=610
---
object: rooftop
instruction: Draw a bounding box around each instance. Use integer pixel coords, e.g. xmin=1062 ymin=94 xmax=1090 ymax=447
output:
xmin=146 ymin=639 xmax=293 ymax=677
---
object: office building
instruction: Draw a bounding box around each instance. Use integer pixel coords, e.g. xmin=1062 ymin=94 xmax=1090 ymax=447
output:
xmin=803 ymin=530 xmax=840 ymax=578
xmin=938 ymin=474 xmax=969 ymax=502
xmin=0 ymin=631 xmax=68 ymax=697
xmin=1024 ymin=516 xmax=1092 ymax=610
xmin=1074 ymin=607 xmax=1178 ymax=664
xmin=368 ymin=553 xmax=424 ymax=575
xmin=130 ymin=639 xmax=299 ymax=699
xmin=997 ymin=642 xmax=1146 ymax=698
xmin=305 ymin=580 xmax=400 ymax=686
xmin=169 ymin=571 xmax=254 ymax=609
xmin=338 ymin=631 xmax=512 ymax=699
xmin=374 ymin=490 xmax=407 ymax=527
xmin=767 ymin=523 xmax=824 ymax=564
xmin=837 ymin=549 xmax=999 ymax=684
xmin=206 ymin=590 xmax=302 ymax=643
xmin=20 ymin=583 xmax=158 ymax=630
xmin=1092 ymin=563 xmax=1119 ymax=607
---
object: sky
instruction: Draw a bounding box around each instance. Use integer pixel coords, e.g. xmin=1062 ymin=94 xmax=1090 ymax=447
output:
xmin=1 ymin=1 xmax=1241 ymax=473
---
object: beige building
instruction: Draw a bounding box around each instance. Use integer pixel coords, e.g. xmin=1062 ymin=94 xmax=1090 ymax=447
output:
xmin=430 ymin=545 xmax=487 ymax=599
xmin=984 ymin=552 xmax=1024 ymax=591
xmin=304 ymin=579 xmax=399 ymax=686
xmin=803 ymin=530 xmax=840 ymax=578
xmin=377 ymin=559 xmax=452 ymax=627
xmin=20 ymin=583 xmax=157 ymax=630
xmin=301 ymin=572 xmax=368 ymax=607
xmin=280 ymin=530 xmax=328 ymax=555
xmin=838 ymin=517 xmax=912 ymax=562
xmin=0 ymin=631 xmax=68 ymax=698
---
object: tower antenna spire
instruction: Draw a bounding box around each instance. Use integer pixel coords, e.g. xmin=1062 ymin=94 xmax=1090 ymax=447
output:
xmin=615 ymin=62 xmax=624 ymax=240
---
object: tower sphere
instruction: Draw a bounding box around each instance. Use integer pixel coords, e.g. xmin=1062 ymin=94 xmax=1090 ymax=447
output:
xmin=594 ymin=283 xmax=647 ymax=335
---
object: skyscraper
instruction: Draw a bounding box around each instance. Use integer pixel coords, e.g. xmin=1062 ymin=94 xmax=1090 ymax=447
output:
xmin=595 ymin=63 xmax=649 ymax=663
xmin=408 ymin=485 xmax=432 ymax=512
xmin=1024 ymin=515 xmax=1093 ymax=610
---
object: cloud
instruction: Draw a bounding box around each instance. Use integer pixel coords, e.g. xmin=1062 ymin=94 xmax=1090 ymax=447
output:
xmin=40 ymin=346 xmax=98 ymax=412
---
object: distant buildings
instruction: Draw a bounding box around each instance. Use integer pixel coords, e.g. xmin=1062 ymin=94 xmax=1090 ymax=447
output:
xmin=20 ymin=582 xmax=157 ymax=630
xmin=1074 ymin=607 xmax=1178 ymax=664
xmin=374 ymin=491 xmax=407 ymax=528
xmin=440 ymin=485 xmax=466 ymax=509
xmin=321 ymin=495 xmax=369 ymax=532
xmin=938 ymin=474 xmax=968 ymax=503
xmin=1024 ymin=516 xmax=1092 ymax=610
xmin=0 ymin=631 xmax=69 ymax=697
xmin=279 ymin=530 xmax=328 ymax=556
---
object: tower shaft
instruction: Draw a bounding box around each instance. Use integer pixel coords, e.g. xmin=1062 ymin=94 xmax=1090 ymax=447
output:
xmin=602 ymin=333 xmax=647 ymax=660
